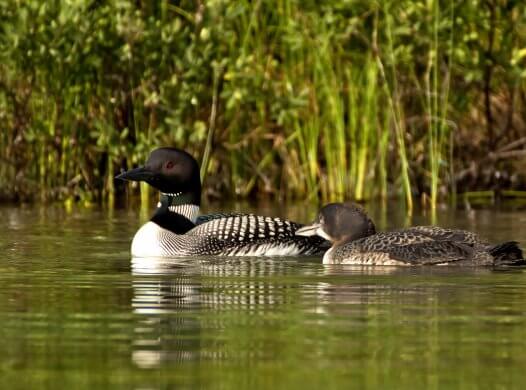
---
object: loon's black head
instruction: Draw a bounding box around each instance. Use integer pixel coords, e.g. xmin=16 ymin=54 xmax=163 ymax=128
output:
xmin=116 ymin=147 xmax=201 ymax=205
xmin=296 ymin=203 xmax=376 ymax=245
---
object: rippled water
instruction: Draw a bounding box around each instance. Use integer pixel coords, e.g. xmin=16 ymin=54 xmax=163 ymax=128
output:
xmin=2 ymin=202 xmax=526 ymax=389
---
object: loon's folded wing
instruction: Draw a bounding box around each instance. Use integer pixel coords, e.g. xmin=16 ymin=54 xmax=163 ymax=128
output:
xmin=189 ymin=214 xmax=299 ymax=238
xmin=385 ymin=241 xmax=475 ymax=265
xmin=346 ymin=231 xmax=477 ymax=265
xmin=402 ymin=226 xmax=486 ymax=246
xmin=188 ymin=214 xmax=328 ymax=256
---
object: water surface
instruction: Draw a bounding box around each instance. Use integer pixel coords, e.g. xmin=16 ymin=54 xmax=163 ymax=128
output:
xmin=1 ymin=202 xmax=526 ymax=389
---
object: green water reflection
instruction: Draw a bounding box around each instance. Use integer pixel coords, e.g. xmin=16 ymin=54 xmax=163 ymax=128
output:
xmin=1 ymin=203 xmax=526 ymax=389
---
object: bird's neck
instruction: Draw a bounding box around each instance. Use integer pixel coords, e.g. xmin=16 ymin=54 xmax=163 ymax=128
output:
xmin=150 ymin=192 xmax=201 ymax=234
xmin=335 ymin=219 xmax=377 ymax=247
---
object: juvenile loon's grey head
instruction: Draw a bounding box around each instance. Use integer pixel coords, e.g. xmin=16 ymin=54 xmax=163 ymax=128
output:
xmin=116 ymin=147 xmax=202 ymax=206
xmin=296 ymin=203 xmax=376 ymax=245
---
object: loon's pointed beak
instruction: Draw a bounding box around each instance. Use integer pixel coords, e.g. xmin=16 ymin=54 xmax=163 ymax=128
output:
xmin=115 ymin=166 xmax=155 ymax=182
xmin=295 ymin=223 xmax=322 ymax=237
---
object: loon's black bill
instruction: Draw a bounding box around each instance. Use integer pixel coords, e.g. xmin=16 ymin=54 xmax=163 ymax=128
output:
xmin=295 ymin=223 xmax=321 ymax=237
xmin=115 ymin=166 xmax=155 ymax=182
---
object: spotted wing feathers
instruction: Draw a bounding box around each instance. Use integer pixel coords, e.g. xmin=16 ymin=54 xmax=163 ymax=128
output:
xmin=402 ymin=226 xmax=487 ymax=246
xmin=330 ymin=229 xmax=493 ymax=265
xmin=375 ymin=240 xmax=475 ymax=265
xmin=187 ymin=214 xmax=327 ymax=255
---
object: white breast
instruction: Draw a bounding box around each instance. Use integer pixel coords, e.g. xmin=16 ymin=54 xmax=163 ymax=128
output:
xmin=322 ymin=247 xmax=334 ymax=264
xmin=131 ymin=222 xmax=170 ymax=257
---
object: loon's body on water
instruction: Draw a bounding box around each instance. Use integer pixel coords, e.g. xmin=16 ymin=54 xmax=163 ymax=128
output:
xmin=296 ymin=203 xmax=525 ymax=266
xmin=116 ymin=147 xmax=327 ymax=257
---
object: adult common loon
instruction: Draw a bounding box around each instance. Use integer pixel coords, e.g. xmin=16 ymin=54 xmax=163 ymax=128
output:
xmin=296 ymin=203 xmax=525 ymax=266
xmin=116 ymin=147 xmax=328 ymax=257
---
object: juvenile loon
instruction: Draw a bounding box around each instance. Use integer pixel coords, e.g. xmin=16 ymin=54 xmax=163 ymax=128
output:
xmin=296 ymin=203 xmax=525 ymax=266
xmin=116 ymin=147 xmax=328 ymax=257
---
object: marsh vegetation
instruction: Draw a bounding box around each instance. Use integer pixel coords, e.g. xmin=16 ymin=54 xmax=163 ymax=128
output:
xmin=1 ymin=0 xmax=525 ymax=210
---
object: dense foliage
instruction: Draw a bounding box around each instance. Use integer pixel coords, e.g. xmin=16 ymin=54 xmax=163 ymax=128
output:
xmin=1 ymin=0 xmax=525 ymax=209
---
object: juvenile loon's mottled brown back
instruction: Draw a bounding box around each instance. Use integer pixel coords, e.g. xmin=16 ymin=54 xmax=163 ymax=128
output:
xmin=401 ymin=226 xmax=487 ymax=246
xmin=328 ymin=230 xmax=495 ymax=265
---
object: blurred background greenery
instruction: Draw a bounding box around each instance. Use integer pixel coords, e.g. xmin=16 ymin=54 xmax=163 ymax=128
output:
xmin=1 ymin=0 xmax=525 ymax=210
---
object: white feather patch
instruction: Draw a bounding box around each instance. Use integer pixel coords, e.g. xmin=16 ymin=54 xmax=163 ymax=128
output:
xmin=231 ymin=242 xmax=305 ymax=257
xmin=131 ymin=222 xmax=169 ymax=257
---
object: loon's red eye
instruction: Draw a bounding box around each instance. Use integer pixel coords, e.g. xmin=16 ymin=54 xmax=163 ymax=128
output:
xmin=165 ymin=161 xmax=174 ymax=170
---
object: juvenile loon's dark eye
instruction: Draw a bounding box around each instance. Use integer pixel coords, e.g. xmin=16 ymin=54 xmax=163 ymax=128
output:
xmin=165 ymin=161 xmax=174 ymax=170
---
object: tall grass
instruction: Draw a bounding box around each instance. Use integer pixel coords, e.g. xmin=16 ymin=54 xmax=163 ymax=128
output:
xmin=424 ymin=0 xmax=454 ymax=213
xmin=373 ymin=4 xmax=414 ymax=212
xmin=0 ymin=0 xmax=524 ymax=207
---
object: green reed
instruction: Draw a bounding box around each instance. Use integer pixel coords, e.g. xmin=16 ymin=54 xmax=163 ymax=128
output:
xmin=353 ymin=57 xmax=378 ymax=202
xmin=378 ymin=4 xmax=413 ymax=212
xmin=424 ymin=0 xmax=454 ymax=212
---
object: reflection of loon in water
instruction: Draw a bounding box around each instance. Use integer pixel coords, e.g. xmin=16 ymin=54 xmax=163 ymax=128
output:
xmin=310 ymin=266 xmax=497 ymax=318
xmin=130 ymin=259 xmax=504 ymax=369
xmin=131 ymin=261 xmax=200 ymax=369
xmin=131 ymin=257 xmax=294 ymax=368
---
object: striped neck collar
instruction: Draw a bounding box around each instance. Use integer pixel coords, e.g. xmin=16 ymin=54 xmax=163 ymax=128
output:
xmin=158 ymin=192 xmax=200 ymax=223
